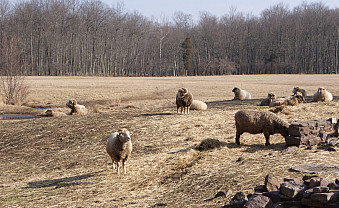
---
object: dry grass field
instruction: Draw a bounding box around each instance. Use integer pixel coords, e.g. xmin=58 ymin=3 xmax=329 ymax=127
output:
xmin=1 ymin=74 xmax=339 ymax=207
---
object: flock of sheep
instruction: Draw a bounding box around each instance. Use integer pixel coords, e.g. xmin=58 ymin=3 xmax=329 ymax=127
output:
xmin=44 ymin=86 xmax=333 ymax=175
xmin=175 ymin=86 xmax=334 ymax=148
xmin=232 ymin=86 xmax=334 ymax=147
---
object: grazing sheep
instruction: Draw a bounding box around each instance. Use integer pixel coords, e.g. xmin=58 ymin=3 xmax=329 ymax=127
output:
xmin=176 ymin=87 xmax=193 ymax=114
xmin=269 ymin=93 xmax=303 ymax=107
xmin=235 ymin=110 xmax=289 ymax=146
xmin=106 ymin=128 xmax=132 ymax=174
xmin=313 ymin=87 xmax=333 ymax=102
xmin=45 ymin=109 xmax=67 ymax=117
xmin=66 ymin=99 xmax=88 ymax=115
xmin=292 ymin=87 xmax=307 ymax=97
xmin=190 ymin=100 xmax=207 ymax=110
xmin=259 ymin=93 xmax=276 ymax=106
xmin=232 ymin=87 xmax=251 ymax=100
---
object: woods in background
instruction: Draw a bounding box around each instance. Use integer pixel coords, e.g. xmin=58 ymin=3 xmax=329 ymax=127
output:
xmin=0 ymin=0 xmax=338 ymax=76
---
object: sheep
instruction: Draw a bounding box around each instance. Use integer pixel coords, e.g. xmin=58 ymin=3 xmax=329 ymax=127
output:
xmin=190 ymin=100 xmax=207 ymax=110
xmin=313 ymin=87 xmax=333 ymax=102
xmin=106 ymin=128 xmax=132 ymax=174
xmin=232 ymin=87 xmax=251 ymax=100
xmin=45 ymin=109 xmax=67 ymax=117
xmin=259 ymin=92 xmax=276 ymax=106
xmin=176 ymin=87 xmax=193 ymax=114
xmin=234 ymin=110 xmax=289 ymax=146
xmin=66 ymin=99 xmax=88 ymax=115
xmin=292 ymin=87 xmax=307 ymax=97
xmin=269 ymin=93 xmax=303 ymax=107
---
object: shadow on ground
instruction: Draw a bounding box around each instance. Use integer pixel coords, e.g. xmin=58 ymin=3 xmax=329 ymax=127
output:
xmin=23 ymin=171 xmax=101 ymax=189
xmin=225 ymin=142 xmax=286 ymax=153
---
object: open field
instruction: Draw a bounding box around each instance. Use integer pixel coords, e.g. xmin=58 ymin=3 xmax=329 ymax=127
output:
xmin=1 ymin=74 xmax=339 ymax=207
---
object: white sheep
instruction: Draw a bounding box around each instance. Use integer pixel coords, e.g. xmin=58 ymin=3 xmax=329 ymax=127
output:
xmin=176 ymin=87 xmax=193 ymax=114
xmin=232 ymin=87 xmax=251 ymax=100
xmin=190 ymin=100 xmax=207 ymax=110
xmin=106 ymin=128 xmax=133 ymax=174
xmin=66 ymin=99 xmax=88 ymax=115
xmin=313 ymin=87 xmax=333 ymax=102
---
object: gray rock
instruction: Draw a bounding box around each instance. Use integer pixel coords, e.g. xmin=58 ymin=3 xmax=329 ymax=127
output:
xmin=313 ymin=186 xmax=330 ymax=193
xmin=328 ymin=182 xmax=339 ymax=190
xmin=311 ymin=192 xmax=334 ymax=203
xmin=280 ymin=181 xmax=305 ymax=198
xmin=243 ymin=195 xmax=273 ymax=208
xmin=230 ymin=192 xmax=248 ymax=208
xmin=265 ymin=174 xmax=280 ymax=192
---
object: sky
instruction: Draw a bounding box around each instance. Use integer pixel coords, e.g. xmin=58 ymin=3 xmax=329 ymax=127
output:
xmin=102 ymin=0 xmax=339 ymax=21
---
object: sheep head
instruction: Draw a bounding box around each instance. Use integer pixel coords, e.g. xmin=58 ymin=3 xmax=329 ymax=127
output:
xmin=317 ymin=87 xmax=326 ymax=95
xmin=292 ymin=87 xmax=300 ymax=94
xmin=66 ymin=99 xmax=77 ymax=109
xmin=117 ymin=128 xmax=131 ymax=143
xmin=268 ymin=92 xmax=276 ymax=100
xmin=45 ymin=109 xmax=53 ymax=117
xmin=178 ymin=87 xmax=188 ymax=96
xmin=232 ymin=87 xmax=240 ymax=93
xmin=292 ymin=92 xmax=303 ymax=103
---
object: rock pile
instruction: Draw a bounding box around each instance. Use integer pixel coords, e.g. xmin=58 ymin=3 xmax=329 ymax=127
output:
xmin=224 ymin=174 xmax=339 ymax=208
xmin=285 ymin=118 xmax=338 ymax=149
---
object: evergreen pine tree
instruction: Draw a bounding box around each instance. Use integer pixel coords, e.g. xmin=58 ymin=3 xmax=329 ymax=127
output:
xmin=182 ymin=37 xmax=193 ymax=76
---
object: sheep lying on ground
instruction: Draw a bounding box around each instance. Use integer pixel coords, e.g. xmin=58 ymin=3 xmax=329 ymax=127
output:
xmin=292 ymin=87 xmax=307 ymax=97
xmin=259 ymin=93 xmax=276 ymax=106
xmin=232 ymin=87 xmax=251 ymax=100
xmin=234 ymin=110 xmax=289 ymax=146
xmin=313 ymin=87 xmax=333 ymax=102
xmin=176 ymin=87 xmax=193 ymax=114
xmin=66 ymin=99 xmax=88 ymax=115
xmin=45 ymin=109 xmax=67 ymax=117
xmin=190 ymin=100 xmax=207 ymax=110
xmin=106 ymin=128 xmax=132 ymax=174
xmin=269 ymin=93 xmax=303 ymax=107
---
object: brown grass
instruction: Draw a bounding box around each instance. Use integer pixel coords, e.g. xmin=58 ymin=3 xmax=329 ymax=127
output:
xmin=1 ymin=75 xmax=339 ymax=207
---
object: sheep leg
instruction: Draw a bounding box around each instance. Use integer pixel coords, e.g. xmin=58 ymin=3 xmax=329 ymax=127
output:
xmin=116 ymin=162 xmax=120 ymax=174
xmin=235 ymin=132 xmax=241 ymax=145
xmin=122 ymin=161 xmax=127 ymax=174
xmin=264 ymin=132 xmax=271 ymax=146
xmin=187 ymin=107 xmax=190 ymax=114
xmin=112 ymin=161 xmax=116 ymax=169
xmin=177 ymin=106 xmax=179 ymax=114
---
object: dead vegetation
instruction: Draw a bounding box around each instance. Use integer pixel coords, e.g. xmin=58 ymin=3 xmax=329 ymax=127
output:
xmin=0 ymin=75 xmax=339 ymax=207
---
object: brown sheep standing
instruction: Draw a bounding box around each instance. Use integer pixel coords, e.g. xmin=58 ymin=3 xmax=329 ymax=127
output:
xmin=235 ymin=110 xmax=289 ymax=146
xmin=176 ymin=87 xmax=193 ymax=114
xmin=259 ymin=92 xmax=276 ymax=106
xmin=106 ymin=128 xmax=132 ymax=174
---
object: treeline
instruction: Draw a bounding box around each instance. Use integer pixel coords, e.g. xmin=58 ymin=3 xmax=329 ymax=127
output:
xmin=0 ymin=0 xmax=338 ymax=76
